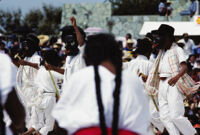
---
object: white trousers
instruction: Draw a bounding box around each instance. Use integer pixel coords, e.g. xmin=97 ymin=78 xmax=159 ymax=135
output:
xmin=149 ymin=97 xmax=165 ymax=132
xmin=158 ymin=79 xmax=196 ymax=135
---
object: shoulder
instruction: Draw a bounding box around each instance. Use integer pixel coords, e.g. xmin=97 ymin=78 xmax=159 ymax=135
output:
xmin=0 ymin=53 xmax=12 ymax=68
xmin=68 ymin=66 xmax=93 ymax=81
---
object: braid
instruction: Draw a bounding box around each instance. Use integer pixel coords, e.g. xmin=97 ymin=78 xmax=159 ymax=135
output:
xmin=94 ymin=65 xmax=107 ymax=135
xmin=112 ymin=55 xmax=122 ymax=135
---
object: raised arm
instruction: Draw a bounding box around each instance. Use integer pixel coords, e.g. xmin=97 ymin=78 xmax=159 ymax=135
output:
xmin=70 ymin=16 xmax=84 ymax=46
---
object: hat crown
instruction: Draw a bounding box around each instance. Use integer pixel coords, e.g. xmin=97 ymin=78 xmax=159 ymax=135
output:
xmin=158 ymin=24 xmax=175 ymax=36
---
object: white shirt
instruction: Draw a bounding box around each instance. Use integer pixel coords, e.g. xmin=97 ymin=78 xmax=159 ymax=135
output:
xmin=0 ymin=53 xmax=16 ymax=104
xmin=0 ymin=53 xmax=17 ymax=135
xmin=178 ymin=38 xmax=195 ymax=56
xmin=64 ymin=45 xmax=86 ymax=81
xmin=35 ymin=66 xmax=63 ymax=93
xmin=159 ymin=44 xmax=187 ymax=78
xmin=16 ymin=52 xmax=40 ymax=105
xmin=52 ymin=66 xmax=150 ymax=135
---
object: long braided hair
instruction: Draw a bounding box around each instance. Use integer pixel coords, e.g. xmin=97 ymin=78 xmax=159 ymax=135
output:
xmin=84 ymin=33 xmax=122 ymax=135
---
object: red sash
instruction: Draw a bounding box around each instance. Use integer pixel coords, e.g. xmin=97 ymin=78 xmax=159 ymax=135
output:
xmin=74 ymin=127 xmax=139 ymax=135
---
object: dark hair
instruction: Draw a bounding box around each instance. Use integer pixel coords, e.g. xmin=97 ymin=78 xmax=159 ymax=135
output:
xmin=136 ymin=38 xmax=153 ymax=55
xmin=85 ymin=33 xmax=122 ymax=135
xmin=43 ymin=49 xmax=62 ymax=67
xmin=126 ymin=33 xmax=132 ymax=39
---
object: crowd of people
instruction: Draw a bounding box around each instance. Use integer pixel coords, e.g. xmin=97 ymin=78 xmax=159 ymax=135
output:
xmin=1 ymin=16 xmax=200 ymax=135
xmin=158 ymin=0 xmax=198 ymax=17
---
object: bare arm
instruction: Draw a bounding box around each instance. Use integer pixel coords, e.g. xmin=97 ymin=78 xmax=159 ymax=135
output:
xmin=44 ymin=63 xmax=65 ymax=75
xmin=70 ymin=16 xmax=84 ymax=46
xmin=18 ymin=60 xmax=39 ymax=70
xmin=5 ymin=88 xmax=26 ymax=133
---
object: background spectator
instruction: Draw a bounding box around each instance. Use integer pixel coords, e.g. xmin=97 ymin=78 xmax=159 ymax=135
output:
xmin=180 ymin=0 xmax=197 ymax=17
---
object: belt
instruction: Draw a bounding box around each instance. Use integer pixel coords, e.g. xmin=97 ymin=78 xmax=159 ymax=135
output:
xmin=43 ymin=91 xmax=54 ymax=94
xmin=160 ymin=77 xmax=167 ymax=81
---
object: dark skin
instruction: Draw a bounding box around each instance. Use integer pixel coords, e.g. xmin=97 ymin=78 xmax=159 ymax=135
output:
xmin=160 ymin=35 xmax=188 ymax=86
xmin=4 ymin=88 xmax=26 ymax=134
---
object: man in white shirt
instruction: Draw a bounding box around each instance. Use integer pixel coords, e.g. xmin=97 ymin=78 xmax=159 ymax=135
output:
xmin=23 ymin=50 xmax=63 ymax=135
xmin=15 ymin=34 xmax=41 ymax=129
xmin=149 ymin=24 xmax=196 ymax=135
xmin=124 ymin=38 xmax=165 ymax=133
xmin=178 ymin=33 xmax=195 ymax=57
xmin=0 ymin=52 xmax=25 ymax=135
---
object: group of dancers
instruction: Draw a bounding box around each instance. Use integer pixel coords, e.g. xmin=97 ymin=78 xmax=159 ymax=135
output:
xmin=1 ymin=16 xmax=200 ymax=135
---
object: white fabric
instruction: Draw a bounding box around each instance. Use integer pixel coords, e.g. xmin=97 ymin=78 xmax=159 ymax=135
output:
xmin=124 ymin=55 xmax=164 ymax=132
xmin=178 ymin=38 xmax=195 ymax=56
xmin=158 ymin=79 xmax=196 ymax=135
xmin=29 ymin=66 xmax=63 ymax=135
xmin=16 ymin=52 xmax=40 ymax=128
xmin=64 ymin=45 xmax=86 ymax=82
xmin=159 ymin=46 xmax=187 ymax=78
xmin=158 ymin=46 xmax=196 ymax=134
xmin=0 ymin=53 xmax=17 ymax=135
xmin=35 ymin=66 xmax=63 ymax=94
xmin=52 ymin=66 xmax=150 ymax=135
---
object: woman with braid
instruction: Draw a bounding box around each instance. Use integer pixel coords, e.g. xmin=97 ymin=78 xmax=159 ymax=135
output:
xmin=52 ymin=34 xmax=150 ymax=135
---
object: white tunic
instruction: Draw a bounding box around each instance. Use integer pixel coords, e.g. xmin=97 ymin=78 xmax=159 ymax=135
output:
xmin=30 ymin=66 xmax=63 ymax=135
xmin=0 ymin=53 xmax=17 ymax=135
xmin=52 ymin=66 xmax=150 ymax=135
xmin=64 ymin=45 xmax=86 ymax=81
xmin=16 ymin=52 xmax=41 ymax=105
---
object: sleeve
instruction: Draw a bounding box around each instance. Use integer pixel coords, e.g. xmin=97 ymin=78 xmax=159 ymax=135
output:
xmin=191 ymin=2 xmax=197 ymax=12
xmin=0 ymin=55 xmax=17 ymax=104
xmin=78 ymin=44 xmax=85 ymax=57
xmin=176 ymin=46 xmax=187 ymax=64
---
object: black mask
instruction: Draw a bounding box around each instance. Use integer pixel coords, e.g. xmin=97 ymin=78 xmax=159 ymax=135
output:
xmin=63 ymin=35 xmax=79 ymax=56
xmin=157 ymin=35 xmax=166 ymax=49
xmin=22 ymin=39 xmax=36 ymax=57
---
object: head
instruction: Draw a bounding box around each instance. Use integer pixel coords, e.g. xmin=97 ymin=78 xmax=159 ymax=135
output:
xmin=136 ymin=38 xmax=153 ymax=59
xmin=126 ymin=39 xmax=134 ymax=51
xmin=125 ymin=33 xmax=132 ymax=41
xmin=157 ymin=24 xmax=175 ymax=50
xmin=183 ymin=33 xmax=189 ymax=42
xmin=22 ymin=34 xmax=39 ymax=57
xmin=84 ymin=33 xmax=122 ymax=135
xmin=61 ymin=25 xmax=85 ymax=56
xmin=190 ymin=0 xmax=195 ymax=3
xmin=42 ymin=49 xmax=62 ymax=67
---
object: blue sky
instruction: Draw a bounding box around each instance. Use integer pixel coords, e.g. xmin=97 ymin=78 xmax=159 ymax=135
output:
xmin=0 ymin=0 xmax=105 ymax=14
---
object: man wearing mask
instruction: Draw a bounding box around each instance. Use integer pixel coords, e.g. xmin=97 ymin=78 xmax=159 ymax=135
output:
xmin=45 ymin=17 xmax=86 ymax=82
xmin=146 ymin=24 xmax=199 ymax=135
xmin=14 ymin=34 xmax=41 ymax=129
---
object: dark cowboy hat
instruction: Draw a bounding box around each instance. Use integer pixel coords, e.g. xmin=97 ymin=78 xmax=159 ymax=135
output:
xmin=158 ymin=24 xmax=175 ymax=36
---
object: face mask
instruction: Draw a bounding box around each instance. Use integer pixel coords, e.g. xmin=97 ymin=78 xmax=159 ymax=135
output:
xmin=157 ymin=35 xmax=166 ymax=49
xmin=22 ymin=40 xmax=36 ymax=57
xmin=63 ymin=35 xmax=79 ymax=56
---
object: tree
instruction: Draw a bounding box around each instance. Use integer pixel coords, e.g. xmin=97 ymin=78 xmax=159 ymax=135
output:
xmin=0 ymin=4 xmax=62 ymax=35
xmin=107 ymin=0 xmax=160 ymax=15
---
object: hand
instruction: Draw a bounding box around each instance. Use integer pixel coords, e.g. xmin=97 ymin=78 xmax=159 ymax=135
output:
xmin=70 ymin=16 xmax=77 ymax=27
xmin=44 ymin=63 xmax=54 ymax=71
xmin=168 ymin=75 xmax=180 ymax=86
xmin=36 ymin=132 xmax=42 ymax=135
xmin=18 ymin=60 xmax=27 ymax=66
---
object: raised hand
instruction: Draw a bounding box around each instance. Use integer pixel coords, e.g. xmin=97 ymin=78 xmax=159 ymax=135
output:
xmin=70 ymin=16 xmax=77 ymax=27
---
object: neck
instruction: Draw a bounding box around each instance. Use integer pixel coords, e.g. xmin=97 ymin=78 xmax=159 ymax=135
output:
xmin=101 ymin=60 xmax=116 ymax=74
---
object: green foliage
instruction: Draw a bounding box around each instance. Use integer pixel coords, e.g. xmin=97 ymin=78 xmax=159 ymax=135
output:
xmin=0 ymin=4 xmax=62 ymax=35
xmin=107 ymin=0 xmax=160 ymax=15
